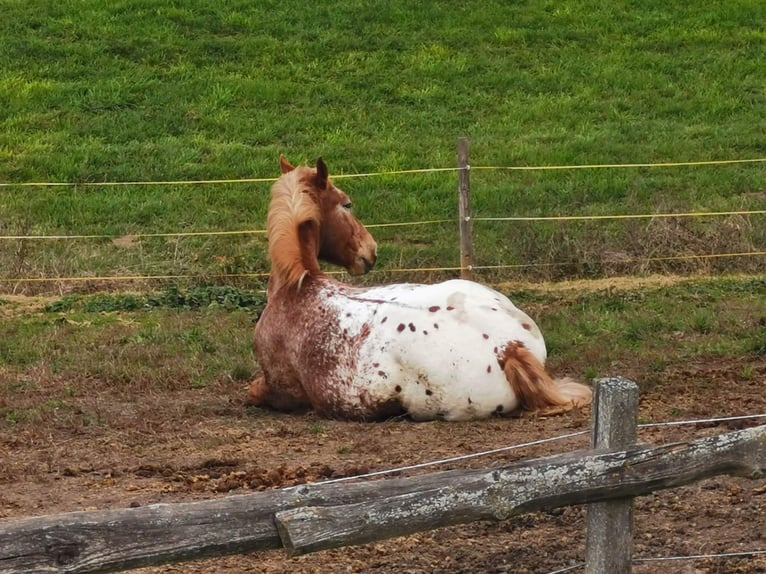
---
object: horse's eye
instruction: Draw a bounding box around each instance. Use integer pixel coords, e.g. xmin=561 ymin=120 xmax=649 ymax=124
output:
xmin=342 ymin=202 xmax=353 ymax=210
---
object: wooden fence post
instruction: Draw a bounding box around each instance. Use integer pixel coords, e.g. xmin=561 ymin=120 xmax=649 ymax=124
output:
xmin=585 ymin=377 xmax=639 ymax=573
xmin=457 ymin=137 xmax=473 ymax=280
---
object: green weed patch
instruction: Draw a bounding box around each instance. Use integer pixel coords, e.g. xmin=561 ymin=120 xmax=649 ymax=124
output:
xmin=44 ymin=285 xmax=266 ymax=313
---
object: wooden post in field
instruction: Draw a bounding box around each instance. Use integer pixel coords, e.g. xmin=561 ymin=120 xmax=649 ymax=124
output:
xmin=457 ymin=137 xmax=473 ymax=280
xmin=585 ymin=377 xmax=639 ymax=574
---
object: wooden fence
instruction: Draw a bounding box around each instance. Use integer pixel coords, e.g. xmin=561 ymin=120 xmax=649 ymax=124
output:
xmin=1 ymin=378 xmax=764 ymax=574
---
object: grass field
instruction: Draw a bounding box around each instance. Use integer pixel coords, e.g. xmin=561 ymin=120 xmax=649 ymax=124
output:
xmin=1 ymin=1 xmax=765 ymax=291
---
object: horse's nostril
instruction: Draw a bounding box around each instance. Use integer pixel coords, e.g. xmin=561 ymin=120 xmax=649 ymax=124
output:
xmin=363 ymin=257 xmax=375 ymax=273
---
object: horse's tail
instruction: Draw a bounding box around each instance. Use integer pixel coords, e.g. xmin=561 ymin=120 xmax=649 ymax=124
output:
xmin=500 ymin=342 xmax=592 ymax=415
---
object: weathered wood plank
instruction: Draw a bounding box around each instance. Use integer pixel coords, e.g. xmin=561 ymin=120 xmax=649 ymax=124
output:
xmin=0 ymin=492 xmax=284 ymax=574
xmin=275 ymin=424 xmax=765 ymax=556
xmin=0 ymin=479 xmax=444 ymax=574
xmin=1 ymin=424 xmax=763 ymax=572
xmin=585 ymin=377 xmax=639 ymax=574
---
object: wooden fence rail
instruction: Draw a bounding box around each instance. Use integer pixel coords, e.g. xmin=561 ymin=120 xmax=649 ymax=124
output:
xmin=1 ymin=379 xmax=764 ymax=574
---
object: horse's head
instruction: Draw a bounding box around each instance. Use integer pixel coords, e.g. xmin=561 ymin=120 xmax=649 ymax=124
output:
xmin=278 ymin=156 xmax=377 ymax=276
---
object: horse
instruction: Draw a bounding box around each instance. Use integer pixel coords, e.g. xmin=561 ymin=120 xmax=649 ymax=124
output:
xmin=248 ymin=157 xmax=592 ymax=421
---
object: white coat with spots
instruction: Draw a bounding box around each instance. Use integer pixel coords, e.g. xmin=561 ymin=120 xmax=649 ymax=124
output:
xmin=325 ymin=279 xmax=549 ymax=420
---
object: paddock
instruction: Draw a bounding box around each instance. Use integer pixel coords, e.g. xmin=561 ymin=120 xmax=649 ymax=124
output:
xmin=1 ymin=367 xmax=764 ymax=573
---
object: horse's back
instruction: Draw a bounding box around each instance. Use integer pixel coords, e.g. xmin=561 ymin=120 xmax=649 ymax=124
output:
xmin=352 ymin=279 xmax=546 ymax=359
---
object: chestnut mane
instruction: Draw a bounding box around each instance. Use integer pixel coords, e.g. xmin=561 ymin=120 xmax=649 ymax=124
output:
xmin=267 ymin=166 xmax=322 ymax=291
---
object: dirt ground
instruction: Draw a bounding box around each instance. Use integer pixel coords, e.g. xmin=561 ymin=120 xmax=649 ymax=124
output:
xmin=1 ymin=348 xmax=765 ymax=574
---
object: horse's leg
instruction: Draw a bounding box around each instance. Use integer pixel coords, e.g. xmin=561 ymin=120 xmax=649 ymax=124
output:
xmin=246 ymin=375 xmax=269 ymax=406
xmin=246 ymin=371 xmax=313 ymax=412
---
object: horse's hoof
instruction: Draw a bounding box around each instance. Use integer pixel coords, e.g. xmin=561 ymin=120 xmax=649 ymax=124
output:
xmin=246 ymin=376 xmax=267 ymax=406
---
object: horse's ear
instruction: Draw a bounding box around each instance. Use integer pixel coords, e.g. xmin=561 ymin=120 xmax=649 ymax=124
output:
xmin=280 ymin=155 xmax=295 ymax=174
xmin=315 ymin=157 xmax=329 ymax=188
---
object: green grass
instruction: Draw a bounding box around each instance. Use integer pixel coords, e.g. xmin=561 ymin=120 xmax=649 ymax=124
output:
xmin=0 ymin=300 xmax=257 ymax=396
xmin=526 ymin=276 xmax=766 ymax=374
xmin=1 ymin=1 xmax=766 ymax=291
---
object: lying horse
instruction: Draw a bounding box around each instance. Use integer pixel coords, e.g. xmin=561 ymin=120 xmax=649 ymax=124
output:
xmin=248 ymin=157 xmax=592 ymax=421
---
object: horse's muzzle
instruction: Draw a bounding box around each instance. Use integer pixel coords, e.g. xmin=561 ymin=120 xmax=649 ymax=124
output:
xmin=348 ymin=254 xmax=376 ymax=276
xmin=348 ymin=234 xmax=377 ymax=275
xmin=362 ymin=256 xmax=375 ymax=273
